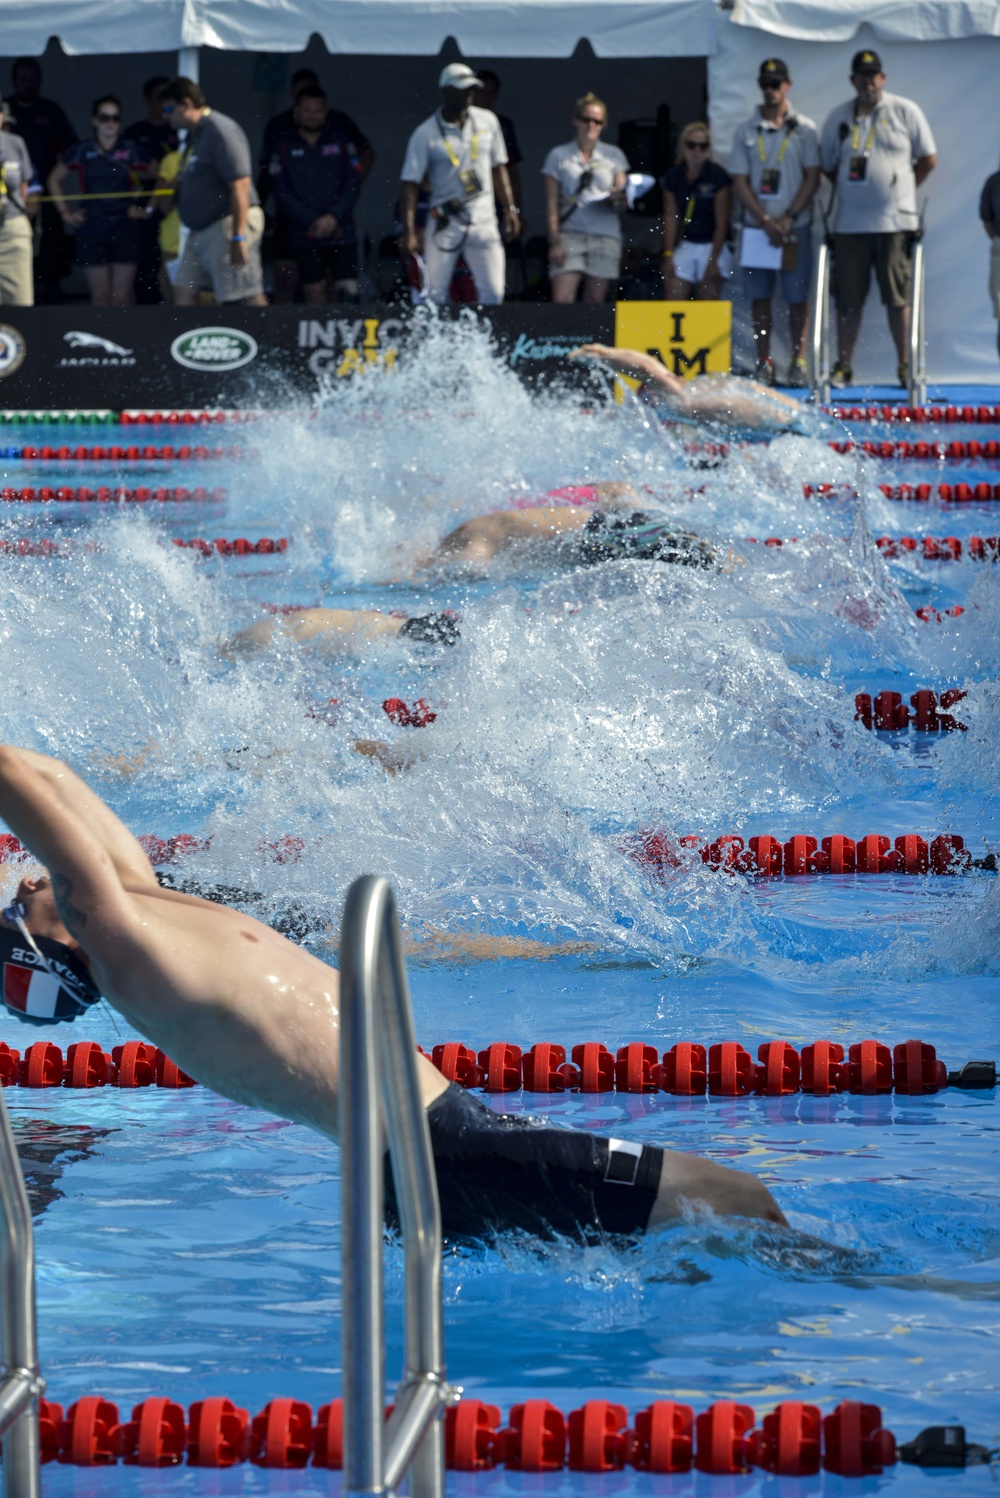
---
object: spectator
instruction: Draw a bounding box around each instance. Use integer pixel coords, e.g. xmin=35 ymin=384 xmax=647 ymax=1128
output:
xmin=980 ymin=159 xmax=1000 ymax=366
xmin=820 ymin=49 xmax=936 ymax=389
xmin=474 ymin=69 xmax=525 ymax=230
xmin=661 ymin=122 xmax=732 ymax=301
xmin=123 ymin=75 xmax=178 ymax=303
xmin=48 ymin=96 xmax=147 ymax=307
xmin=0 ymin=98 xmax=35 ymax=305
xmin=543 ymin=93 xmax=628 ymax=305
xmin=8 ymin=58 xmax=77 ymax=302
xmin=259 ymin=68 xmax=374 ymax=304
xmin=400 ymin=63 xmax=519 ymax=306
xmin=159 ymin=77 xmax=266 ymax=307
xmin=150 ymin=144 xmax=185 ymax=301
xmin=272 ymin=84 xmax=363 ymax=304
xmin=729 ymin=58 xmax=820 ymax=387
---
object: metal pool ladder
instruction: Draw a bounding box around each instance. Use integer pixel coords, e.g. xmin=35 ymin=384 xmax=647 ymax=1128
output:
xmin=0 ymin=1083 xmax=43 ymax=1497
xmin=340 ymin=875 xmax=459 ymax=1498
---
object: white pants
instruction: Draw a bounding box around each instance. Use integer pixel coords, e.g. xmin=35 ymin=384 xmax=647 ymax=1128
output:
xmin=424 ymin=219 xmax=505 ymax=304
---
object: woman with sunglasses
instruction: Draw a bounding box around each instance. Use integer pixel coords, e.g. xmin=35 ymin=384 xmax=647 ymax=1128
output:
xmin=661 ymin=122 xmax=732 ymax=301
xmin=543 ymin=92 xmax=629 ymax=303
xmin=48 ymin=95 xmax=148 ymax=305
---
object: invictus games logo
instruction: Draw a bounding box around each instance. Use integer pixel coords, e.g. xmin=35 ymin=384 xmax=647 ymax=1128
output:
xmin=0 ymin=323 xmax=26 ymax=378
xmin=170 ymin=327 xmax=258 ymax=373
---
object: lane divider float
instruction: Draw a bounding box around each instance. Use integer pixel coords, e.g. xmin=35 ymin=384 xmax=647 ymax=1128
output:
xmin=855 ymin=689 xmax=967 ymax=731
xmin=171 ymin=537 xmax=288 ymax=557
xmin=1 ymin=445 xmax=244 ymax=462
xmin=424 ymin=1038 xmax=994 ymax=1095
xmin=829 ymin=439 xmax=1000 ymax=460
xmin=0 ymin=486 xmax=225 ymax=504
xmin=628 ymin=829 xmax=991 ymax=877
xmin=33 ymin=1394 xmax=929 ymax=1475
xmin=0 ymin=410 xmax=276 ymax=426
xmin=804 ymin=482 xmax=1000 ymax=502
xmin=827 ymin=403 xmax=1000 ymax=424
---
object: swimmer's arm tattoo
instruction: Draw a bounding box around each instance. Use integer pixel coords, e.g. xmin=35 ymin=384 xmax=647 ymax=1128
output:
xmin=53 ymin=873 xmax=87 ymax=936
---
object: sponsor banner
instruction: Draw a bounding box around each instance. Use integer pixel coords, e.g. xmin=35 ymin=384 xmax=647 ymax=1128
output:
xmin=0 ymin=303 xmax=663 ymax=408
xmin=613 ymin=301 xmax=732 ymax=395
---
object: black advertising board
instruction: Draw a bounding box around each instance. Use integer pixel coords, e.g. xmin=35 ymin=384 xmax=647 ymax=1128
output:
xmin=0 ymin=305 xmax=616 ymax=410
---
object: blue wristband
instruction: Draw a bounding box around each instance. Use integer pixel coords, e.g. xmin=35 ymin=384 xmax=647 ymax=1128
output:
xmin=230 ymin=234 xmax=246 ymax=243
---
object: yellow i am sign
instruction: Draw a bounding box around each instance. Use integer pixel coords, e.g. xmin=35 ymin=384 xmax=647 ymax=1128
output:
xmin=613 ymin=301 xmax=732 ymax=396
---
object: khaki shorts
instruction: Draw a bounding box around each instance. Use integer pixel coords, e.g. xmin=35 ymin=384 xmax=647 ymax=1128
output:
xmin=0 ymin=215 xmax=34 ymax=306
xmin=990 ymin=237 xmax=1000 ymax=320
xmin=553 ymin=231 xmax=622 ymax=281
xmin=832 ymin=231 xmax=912 ymax=312
xmin=175 ymin=206 xmax=264 ymax=303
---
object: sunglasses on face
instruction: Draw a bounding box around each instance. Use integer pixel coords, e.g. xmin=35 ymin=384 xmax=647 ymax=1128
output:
xmin=759 ymin=80 xmax=783 ymax=89
xmin=576 ymin=115 xmax=605 ymax=126
xmin=685 ymin=140 xmax=710 ymax=151
xmin=96 ymin=112 xmax=120 ymax=123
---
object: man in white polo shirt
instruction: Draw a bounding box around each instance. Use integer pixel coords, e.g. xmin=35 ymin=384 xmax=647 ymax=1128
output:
xmin=729 ymin=58 xmax=820 ymax=387
xmin=400 ymin=62 xmax=520 ymax=304
xmin=820 ymin=49 xmax=936 ymax=388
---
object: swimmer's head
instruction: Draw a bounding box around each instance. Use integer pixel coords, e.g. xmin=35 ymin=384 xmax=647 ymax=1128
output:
xmin=0 ymin=875 xmax=101 ymax=1024
xmin=579 ymin=510 xmax=720 ymax=570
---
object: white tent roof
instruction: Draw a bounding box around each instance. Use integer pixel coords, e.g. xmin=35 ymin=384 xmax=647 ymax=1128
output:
xmin=729 ymin=0 xmax=1000 ymax=43
xmin=7 ymin=0 xmax=718 ymax=56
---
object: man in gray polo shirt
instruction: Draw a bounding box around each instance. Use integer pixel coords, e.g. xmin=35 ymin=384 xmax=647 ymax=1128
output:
xmin=159 ymin=76 xmax=265 ymax=306
xmin=399 ymin=62 xmax=519 ymax=305
xmin=820 ymin=49 xmax=936 ymax=388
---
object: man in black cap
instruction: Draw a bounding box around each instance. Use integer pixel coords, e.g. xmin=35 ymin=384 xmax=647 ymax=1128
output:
xmin=820 ymin=50 xmax=936 ymax=388
xmin=729 ymin=58 xmax=820 ymax=386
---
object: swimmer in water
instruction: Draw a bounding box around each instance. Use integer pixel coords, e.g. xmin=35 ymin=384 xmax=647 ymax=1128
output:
xmin=0 ymin=744 xmax=785 ymax=1243
xmin=572 ymin=344 xmax=810 ymax=432
xmin=222 ymin=608 xmax=460 ymax=658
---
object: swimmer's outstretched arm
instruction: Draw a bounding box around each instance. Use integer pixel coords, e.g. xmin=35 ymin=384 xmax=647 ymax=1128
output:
xmin=222 ymin=608 xmax=408 ymax=658
xmin=572 ymin=344 xmax=804 ymax=429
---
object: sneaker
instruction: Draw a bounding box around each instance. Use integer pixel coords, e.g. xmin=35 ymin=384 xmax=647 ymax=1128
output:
xmin=786 ymin=358 xmax=809 ymax=388
xmin=830 ymin=361 xmax=853 ymax=389
xmin=896 ymin=362 xmax=910 ymax=389
xmin=753 ymin=357 xmax=776 ymax=387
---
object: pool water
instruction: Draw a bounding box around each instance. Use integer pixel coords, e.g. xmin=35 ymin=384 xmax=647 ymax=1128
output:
xmin=0 ymin=317 xmax=997 ymax=1491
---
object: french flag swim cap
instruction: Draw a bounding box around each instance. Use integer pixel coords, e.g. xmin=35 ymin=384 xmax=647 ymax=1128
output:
xmin=0 ymin=905 xmax=101 ymax=1025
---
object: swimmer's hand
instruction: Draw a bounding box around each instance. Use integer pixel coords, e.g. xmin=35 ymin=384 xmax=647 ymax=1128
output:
xmin=352 ymin=738 xmax=426 ymax=775
xmin=570 ymin=344 xmax=685 ymax=396
xmin=404 ymin=926 xmax=596 ymax=962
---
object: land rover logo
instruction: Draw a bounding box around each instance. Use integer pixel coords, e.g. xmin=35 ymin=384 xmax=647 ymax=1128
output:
xmin=170 ymin=327 xmax=258 ymax=372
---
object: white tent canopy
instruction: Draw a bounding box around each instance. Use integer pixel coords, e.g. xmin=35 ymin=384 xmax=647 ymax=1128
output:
xmin=730 ymin=0 xmax=1000 ymax=43
xmin=2 ymin=0 xmax=718 ymax=57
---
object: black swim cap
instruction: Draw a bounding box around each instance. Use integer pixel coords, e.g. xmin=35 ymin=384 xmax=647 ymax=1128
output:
xmin=579 ymin=510 xmax=720 ymax=570
xmin=0 ymin=905 xmax=101 ymax=1025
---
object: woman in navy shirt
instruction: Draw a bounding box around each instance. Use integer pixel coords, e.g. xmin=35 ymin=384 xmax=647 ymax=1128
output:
xmin=48 ymin=95 xmax=148 ymax=305
xmin=661 ymin=121 xmax=732 ymax=301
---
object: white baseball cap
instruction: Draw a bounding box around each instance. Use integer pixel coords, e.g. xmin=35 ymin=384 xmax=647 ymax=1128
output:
xmin=439 ymin=63 xmax=482 ymax=91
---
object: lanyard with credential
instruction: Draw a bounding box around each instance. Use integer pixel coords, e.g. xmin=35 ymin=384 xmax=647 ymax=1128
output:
xmin=851 ymin=109 xmax=879 ymax=158
xmin=437 ymin=112 xmax=478 ymax=171
xmin=756 ymin=121 xmax=795 ymax=165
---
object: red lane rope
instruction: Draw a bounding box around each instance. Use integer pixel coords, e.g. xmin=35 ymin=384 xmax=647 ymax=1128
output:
xmin=826 ymin=403 xmax=1000 ymax=424
xmin=0 ymin=486 xmax=225 ymax=504
xmin=9 ymin=445 xmax=244 ymax=462
xmin=171 ymin=537 xmax=288 ymax=557
xmin=805 ymin=482 xmax=1000 ymax=502
xmin=0 ymin=1040 xmax=193 ymax=1088
xmin=748 ymin=532 xmax=1000 ymax=558
xmin=37 ymin=1393 xmax=903 ymax=1475
xmin=628 ymin=830 xmax=987 ymax=877
xmin=855 ymin=690 xmax=967 ymax=731
xmin=829 ymin=439 xmax=1000 ymax=460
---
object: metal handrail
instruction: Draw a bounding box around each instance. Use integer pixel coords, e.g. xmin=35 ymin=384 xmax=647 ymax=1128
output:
xmin=810 ymin=236 xmax=832 ymax=406
xmin=340 ymin=875 xmax=458 ymax=1498
xmin=908 ymin=236 xmax=927 ymax=408
xmin=0 ymin=1085 xmax=42 ymax=1497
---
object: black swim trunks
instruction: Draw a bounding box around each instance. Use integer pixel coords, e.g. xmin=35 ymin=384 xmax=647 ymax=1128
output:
xmin=384 ymin=1083 xmax=663 ymax=1244
xmin=579 ymin=509 xmax=720 ymax=570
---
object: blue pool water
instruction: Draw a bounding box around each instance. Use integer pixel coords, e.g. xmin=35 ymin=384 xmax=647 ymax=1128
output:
xmin=0 ymin=320 xmax=998 ymax=1490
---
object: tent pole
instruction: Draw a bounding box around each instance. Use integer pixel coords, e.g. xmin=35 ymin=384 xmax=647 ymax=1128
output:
xmin=179 ymin=47 xmax=200 ymax=82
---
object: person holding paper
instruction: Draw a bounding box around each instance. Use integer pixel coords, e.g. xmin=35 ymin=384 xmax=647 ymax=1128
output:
xmin=660 ymin=123 xmax=732 ymax=301
xmin=543 ymin=93 xmax=629 ymax=304
xmin=729 ymin=58 xmax=820 ymax=388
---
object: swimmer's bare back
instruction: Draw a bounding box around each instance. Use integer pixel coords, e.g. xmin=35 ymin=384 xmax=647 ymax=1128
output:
xmin=0 ymin=746 xmax=784 ymax=1230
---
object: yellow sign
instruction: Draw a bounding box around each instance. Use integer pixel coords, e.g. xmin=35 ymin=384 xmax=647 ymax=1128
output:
xmin=613 ymin=301 xmax=732 ymax=395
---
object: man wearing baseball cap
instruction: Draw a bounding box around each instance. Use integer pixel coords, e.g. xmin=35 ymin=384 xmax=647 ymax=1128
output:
xmin=399 ymin=62 xmax=519 ymax=304
xmin=820 ymin=49 xmax=936 ymax=388
xmin=729 ymin=58 xmax=820 ymax=386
